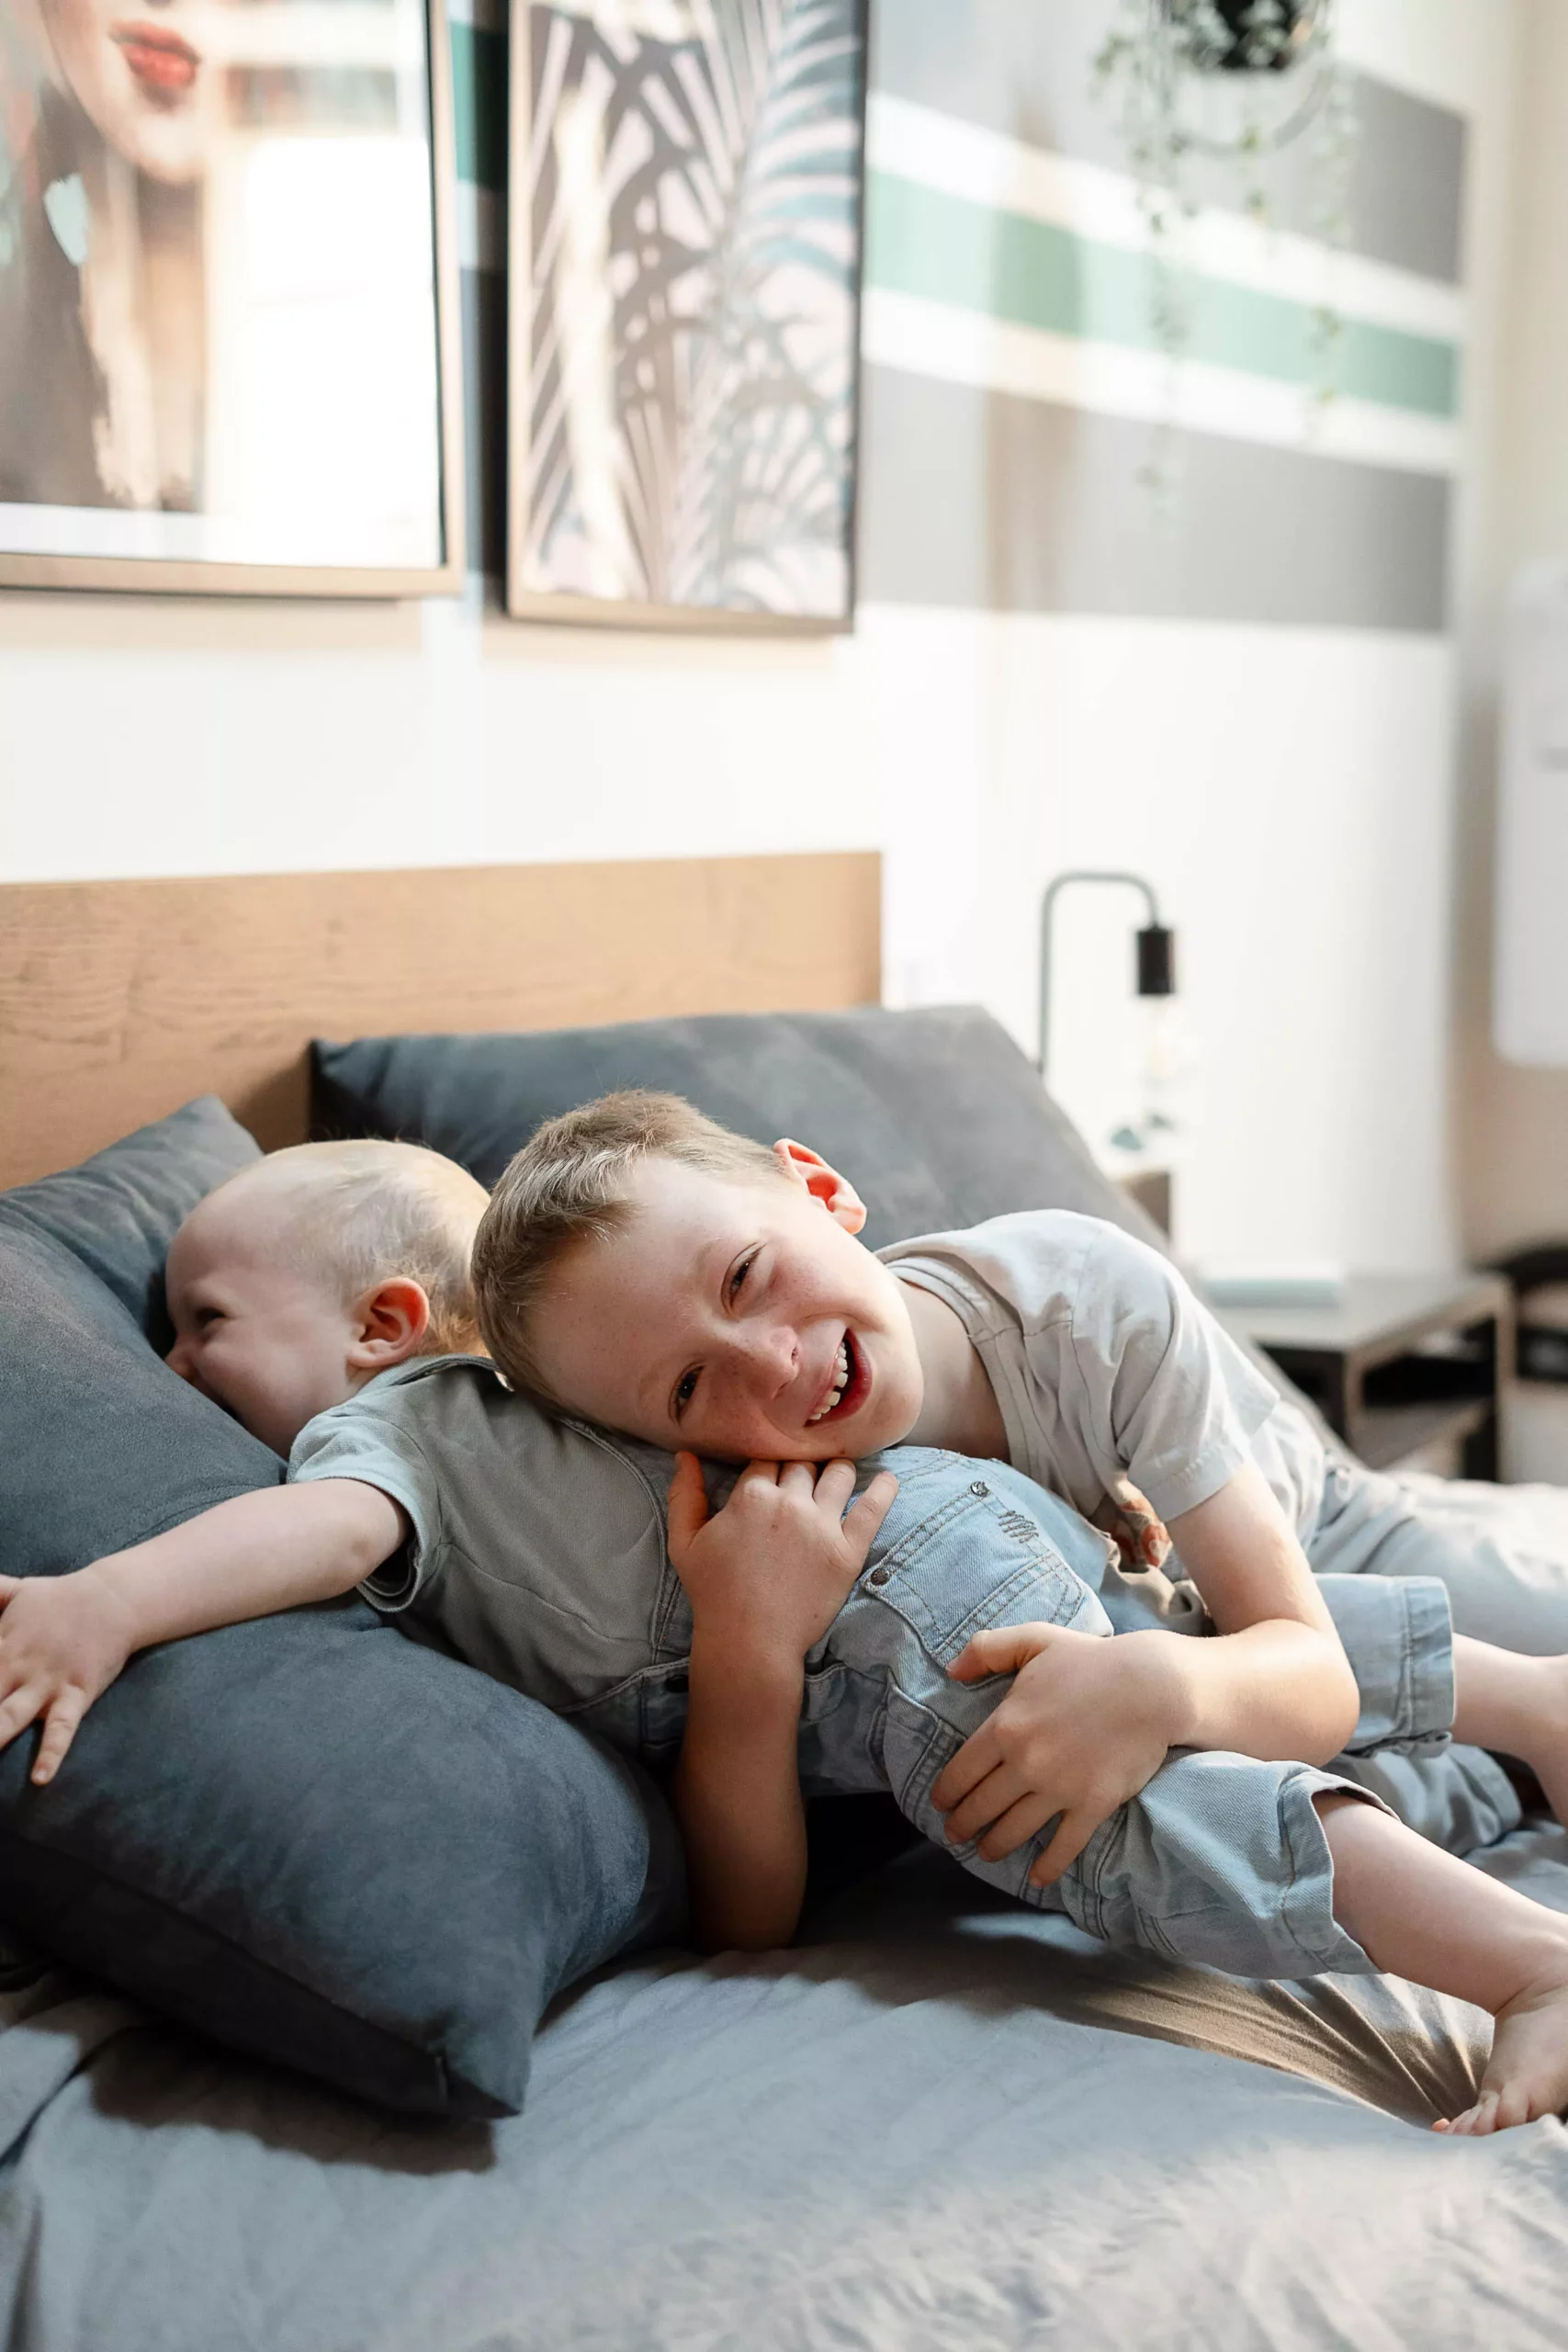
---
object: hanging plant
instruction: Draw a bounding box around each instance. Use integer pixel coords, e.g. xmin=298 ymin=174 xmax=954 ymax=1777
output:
xmin=1093 ymin=0 xmax=1359 ymax=490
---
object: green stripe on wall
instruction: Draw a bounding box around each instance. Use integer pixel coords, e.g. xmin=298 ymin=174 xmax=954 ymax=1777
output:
xmin=864 ymin=173 xmax=1460 ymax=421
xmin=450 ymin=20 xmax=508 ymax=193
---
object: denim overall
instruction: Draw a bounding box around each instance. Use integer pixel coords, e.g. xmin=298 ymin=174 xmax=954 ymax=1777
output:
xmin=571 ymin=1446 xmax=1516 ymax=1982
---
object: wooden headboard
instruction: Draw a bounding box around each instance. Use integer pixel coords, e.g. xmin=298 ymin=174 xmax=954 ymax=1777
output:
xmin=0 ymin=854 xmax=882 ymax=1190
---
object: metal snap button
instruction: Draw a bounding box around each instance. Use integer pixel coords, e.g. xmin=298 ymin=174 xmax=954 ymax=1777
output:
xmin=868 ymin=1566 xmax=891 ymax=1587
xmin=970 ymin=1480 xmax=989 ymax=1497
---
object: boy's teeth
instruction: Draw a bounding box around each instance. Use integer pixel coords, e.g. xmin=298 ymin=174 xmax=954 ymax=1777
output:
xmin=807 ymin=1340 xmax=852 ymax=1423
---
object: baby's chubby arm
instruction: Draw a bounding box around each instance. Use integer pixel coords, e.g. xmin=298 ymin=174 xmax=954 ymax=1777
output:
xmin=669 ymin=1453 xmax=897 ymax=1952
xmin=0 ymin=1481 xmax=405 ymax=1785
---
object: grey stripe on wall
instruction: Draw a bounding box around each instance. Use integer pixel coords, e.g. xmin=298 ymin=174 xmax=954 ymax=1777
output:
xmin=856 ymin=362 xmax=1450 ymax=632
xmin=872 ymin=0 xmax=1466 ymax=286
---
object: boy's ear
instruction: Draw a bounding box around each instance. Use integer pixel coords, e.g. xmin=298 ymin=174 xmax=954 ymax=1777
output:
xmin=772 ymin=1139 xmax=867 ymax=1236
xmin=348 ymin=1277 xmax=432 ymax=1372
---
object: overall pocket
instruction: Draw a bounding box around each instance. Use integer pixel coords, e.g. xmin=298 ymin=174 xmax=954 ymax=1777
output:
xmin=860 ymin=1475 xmax=1113 ymax=1670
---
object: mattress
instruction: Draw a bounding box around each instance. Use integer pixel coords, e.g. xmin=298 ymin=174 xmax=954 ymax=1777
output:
xmin=3 ymin=1819 xmax=1566 ymax=2352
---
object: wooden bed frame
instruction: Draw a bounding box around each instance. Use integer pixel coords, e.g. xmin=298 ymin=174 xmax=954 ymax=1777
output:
xmin=0 ymin=854 xmax=882 ymax=1191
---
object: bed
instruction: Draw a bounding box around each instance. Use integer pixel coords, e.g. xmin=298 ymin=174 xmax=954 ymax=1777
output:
xmin=3 ymin=856 xmax=1567 ymax=2351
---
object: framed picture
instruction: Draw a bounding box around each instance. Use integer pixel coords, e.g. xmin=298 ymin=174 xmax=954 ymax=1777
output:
xmin=0 ymin=0 xmax=464 ymax=596
xmin=507 ymin=0 xmax=866 ymax=631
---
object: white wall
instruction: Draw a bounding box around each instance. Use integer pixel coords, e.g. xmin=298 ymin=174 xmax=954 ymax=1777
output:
xmin=0 ymin=2 xmax=1526 ymax=1281
xmin=1451 ymin=0 xmax=1568 ymax=1262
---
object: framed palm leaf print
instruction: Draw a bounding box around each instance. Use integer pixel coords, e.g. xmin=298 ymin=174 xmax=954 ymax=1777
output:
xmin=507 ymin=0 xmax=866 ymax=630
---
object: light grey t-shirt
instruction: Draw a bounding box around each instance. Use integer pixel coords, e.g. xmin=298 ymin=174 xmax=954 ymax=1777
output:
xmin=880 ymin=1212 xmax=1327 ymax=1537
xmin=289 ymin=1358 xmax=677 ymax=1711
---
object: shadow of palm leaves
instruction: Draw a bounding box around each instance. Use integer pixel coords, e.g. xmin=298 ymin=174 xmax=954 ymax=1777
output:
xmin=525 ymin=0 xmax=863 ymax=614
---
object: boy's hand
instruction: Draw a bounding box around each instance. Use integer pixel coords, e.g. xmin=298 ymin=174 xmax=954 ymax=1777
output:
xmin=0 ymin=1570 xmax=140 ymax=1786
xmin=668 ymin=1453 xmax=898 ymax=1679
xmin=931 ymin=1623 xmax=1183 ymax=1887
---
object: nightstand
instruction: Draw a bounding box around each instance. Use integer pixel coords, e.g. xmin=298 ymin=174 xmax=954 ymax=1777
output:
xmin=1216 ymin=1272 xmax=1514 ymax=1480
xmin=1115 ymin=1166 xmax=1173 ymax=1238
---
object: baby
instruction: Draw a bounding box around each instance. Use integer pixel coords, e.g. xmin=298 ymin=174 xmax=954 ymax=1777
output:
xmin=2 ymin=1131 xmax=1568 ymax=2137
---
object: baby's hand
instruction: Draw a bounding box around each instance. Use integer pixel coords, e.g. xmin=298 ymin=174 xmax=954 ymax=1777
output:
xmin=668 ymin=1453 xmax=898 ymax=1679
xmin=1091 ymin=1479 xmax=1172 ymax=1573
xmin=0 ymin=1569 xmax=139 ymax=1785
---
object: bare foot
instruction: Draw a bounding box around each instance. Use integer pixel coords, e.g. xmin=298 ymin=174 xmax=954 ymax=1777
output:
xmin=1435 ymin=1969 xmax=1568 ymax=2135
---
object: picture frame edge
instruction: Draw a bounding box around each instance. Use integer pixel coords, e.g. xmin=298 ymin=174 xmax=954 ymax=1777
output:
xmin=0 ymin=0 xmax=467 ymax=605
xmin=504 ymin=0 xmax=533 ymax=624
xmin=502 ymin=0 xmax=865 ymax=636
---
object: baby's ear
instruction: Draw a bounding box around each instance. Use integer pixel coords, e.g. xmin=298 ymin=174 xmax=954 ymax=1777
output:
xmin=350 ymin=1277 xmax=432 ymax=1370
xmin=772 ymin=1139 xmax=867 ymax=1236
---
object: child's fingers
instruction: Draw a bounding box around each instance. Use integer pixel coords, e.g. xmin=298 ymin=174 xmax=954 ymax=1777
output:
xmin=978 ymin=1788 xmax=1063 ymax=1864
xmin=930 ymin=1716 xmax=1003 ymax=1815
xmin=31 ymin=1690 xmax=87 ymax=1786
xmin=939 ymin=1760 xmax=1019 ymax=1848
xmin=1028 ymin=1805 xmax=1096 ymax=1889
xmin=840 ymin=1470 xmax=898 ymax=1563
xmin=0 ymin=1680 xmax=43 ymax=1753
xmin=947 ymin=1623 xmax=1055 ymax=1683
xmin=665 ymin=1452 xmax=711 ymax=1563
xmin=809 ymin=1458 xmax=858 ymax=1517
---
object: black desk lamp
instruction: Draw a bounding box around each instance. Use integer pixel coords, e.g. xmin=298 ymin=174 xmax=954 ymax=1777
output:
xmin=1038 ymin=870 xmax=1177 ymax=1081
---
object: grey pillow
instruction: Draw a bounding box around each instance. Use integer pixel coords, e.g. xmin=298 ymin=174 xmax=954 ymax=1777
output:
xmin=312 ymin=1004 xmax=1168 ymax=1252
xmin=0 ymin=1099 xmax=683 ymax=2118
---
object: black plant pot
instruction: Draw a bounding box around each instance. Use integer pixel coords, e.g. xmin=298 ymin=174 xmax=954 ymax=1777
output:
xmin=1164 ymin=0 xmax=1314 ymax=74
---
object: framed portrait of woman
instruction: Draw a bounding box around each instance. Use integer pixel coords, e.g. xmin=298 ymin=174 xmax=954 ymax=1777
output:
xmin=0 ymin=0 xmax=464 ymax=595
xmin=506 ymin=0 xmax=866 ymax=632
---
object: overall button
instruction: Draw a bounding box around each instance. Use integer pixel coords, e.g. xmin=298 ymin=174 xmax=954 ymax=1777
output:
xmin=970 ymin=1480 xmax=989 ymax=1497
xmin=868 ymin=1566 xmax=891 ymax=1587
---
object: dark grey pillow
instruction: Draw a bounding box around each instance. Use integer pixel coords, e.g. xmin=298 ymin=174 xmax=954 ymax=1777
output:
xmin=0 ymin=1100 xmax=683 ymax=2118
xmin=313 ymin=1004 xmax=1167 ymax=1252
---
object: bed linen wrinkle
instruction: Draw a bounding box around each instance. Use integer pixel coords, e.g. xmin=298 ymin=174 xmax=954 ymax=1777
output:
xmin=5 ymin=1832 xmax=1568 ymax=2352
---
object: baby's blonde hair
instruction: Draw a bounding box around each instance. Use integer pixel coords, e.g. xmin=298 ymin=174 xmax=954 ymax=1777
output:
xmin=211 ymin=1139 xmax=490 ymax=1355
xmin=473 ymin=1091 xmax=782 ymax=1401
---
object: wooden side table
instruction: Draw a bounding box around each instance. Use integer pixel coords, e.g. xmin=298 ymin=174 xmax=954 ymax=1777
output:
xmin=1115 ymin=1165 xmax=1173 ymax=1238
xmin=1216 ymin=1272 xmax=1514 ymax=1479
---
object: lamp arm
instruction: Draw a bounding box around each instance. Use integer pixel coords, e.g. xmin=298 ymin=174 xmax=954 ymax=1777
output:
xmin=1038 ymin=870 xmax=1167 ymax=1080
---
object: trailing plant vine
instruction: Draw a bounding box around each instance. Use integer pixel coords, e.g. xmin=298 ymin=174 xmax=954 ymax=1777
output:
xmin=1092 ymin=0 xmax=1359 ymax=491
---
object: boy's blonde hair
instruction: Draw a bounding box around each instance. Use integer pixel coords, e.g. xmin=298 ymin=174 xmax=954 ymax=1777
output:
xmin=212 ymin=1139 xmax=489 ymax=1355
xmin=473 ymin=1091 xmax=782 ymax=1401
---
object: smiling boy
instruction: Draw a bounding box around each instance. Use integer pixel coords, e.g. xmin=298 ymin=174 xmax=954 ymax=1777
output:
xmin=474 ymin=1091 xmax=1568 ymax=1859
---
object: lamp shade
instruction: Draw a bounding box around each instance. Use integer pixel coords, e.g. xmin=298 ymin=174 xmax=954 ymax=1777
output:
xmin=1495 ymin=560 xmax=1568 ymax=1065
xmin=1136 ymin=925 xmax=1177 ymax=997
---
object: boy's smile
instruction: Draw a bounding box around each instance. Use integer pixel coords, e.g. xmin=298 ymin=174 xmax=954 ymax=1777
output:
xmin=530 ymin=1152 xmax=927 ymax=1462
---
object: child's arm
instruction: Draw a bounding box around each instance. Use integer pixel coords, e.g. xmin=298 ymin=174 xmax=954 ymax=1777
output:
xmin=0 ymin=1480 xmax=405 ymax=1786
xmin=1155 ymin=1456 xmax=1360 ymax=1747
xmin=931 ymin=1460 xmax=1359 ymax=1883
xmin=668 ymin=1453 xmax=897 ymax=1952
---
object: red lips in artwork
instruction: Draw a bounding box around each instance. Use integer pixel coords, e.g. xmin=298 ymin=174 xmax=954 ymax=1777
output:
xmin=111 ymin=22 xmax=201 ymax=104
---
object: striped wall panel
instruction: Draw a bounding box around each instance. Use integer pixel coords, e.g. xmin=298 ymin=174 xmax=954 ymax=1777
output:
xmin=448 ymin=0 xmax=1466 ymax=631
